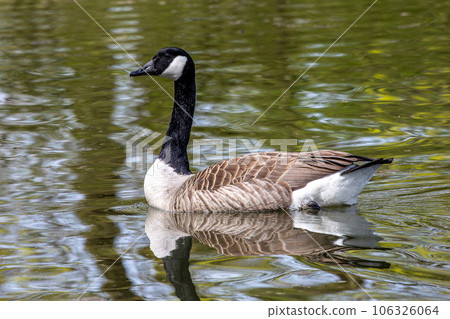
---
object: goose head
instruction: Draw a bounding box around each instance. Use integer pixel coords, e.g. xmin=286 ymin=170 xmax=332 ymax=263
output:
xmin=130 ymin=47 xmax=194 ymax=81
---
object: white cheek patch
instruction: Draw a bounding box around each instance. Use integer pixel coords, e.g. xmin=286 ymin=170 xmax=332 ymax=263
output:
xmin=161 ymin=55 xmax=188 ymax=81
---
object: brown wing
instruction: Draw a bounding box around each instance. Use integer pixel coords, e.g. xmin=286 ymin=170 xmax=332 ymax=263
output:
xmin=190 ymin=150 xmax=371 ymax=192
xmin=272 ymin=150 xmax=375 ymax=191
xmin=171 ymin=151 xmax=372 ymax=212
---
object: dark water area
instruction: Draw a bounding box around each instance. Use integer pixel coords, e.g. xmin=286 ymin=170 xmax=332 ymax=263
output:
xmin=0 ymin=0 xmax=448 ymax=300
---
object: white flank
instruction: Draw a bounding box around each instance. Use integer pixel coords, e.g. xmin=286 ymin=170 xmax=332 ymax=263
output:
xmin=290 ymin=164 xmax=381 ymax=209
xmin=160 ymin=55 xmax=188 ymax=81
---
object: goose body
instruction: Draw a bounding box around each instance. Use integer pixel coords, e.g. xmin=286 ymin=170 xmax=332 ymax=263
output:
xmin=130 ymin=47 xmax=393 ymax=212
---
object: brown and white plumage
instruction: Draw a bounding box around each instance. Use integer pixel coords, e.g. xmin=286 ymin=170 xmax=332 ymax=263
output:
xmin=144 ymin=150 xmax=392 ymax=212
xmin=131 ymin=48 xmax=393 ymax=213
xmin=170 ymin=151 xmax=385 ymax=212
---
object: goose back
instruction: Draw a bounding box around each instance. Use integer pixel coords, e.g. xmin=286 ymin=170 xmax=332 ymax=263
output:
xmin=169 ymin=150 xmax=374 ymax=212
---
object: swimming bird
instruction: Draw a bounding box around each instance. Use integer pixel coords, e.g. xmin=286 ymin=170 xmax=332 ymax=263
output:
xmin=130 ymin=47 xmax=393 ymax=212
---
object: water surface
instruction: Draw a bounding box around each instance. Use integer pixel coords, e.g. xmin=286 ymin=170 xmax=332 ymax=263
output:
xmin=0 ymin=0 xmax=449 ymax=300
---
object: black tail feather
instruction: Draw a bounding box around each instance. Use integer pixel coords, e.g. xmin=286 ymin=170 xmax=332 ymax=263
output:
xmin=341 ymin=158 xmax=393 ymax=175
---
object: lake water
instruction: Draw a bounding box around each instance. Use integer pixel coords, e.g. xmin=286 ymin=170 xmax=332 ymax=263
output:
xmin=0 ymin=0 xmax=448 ymax=300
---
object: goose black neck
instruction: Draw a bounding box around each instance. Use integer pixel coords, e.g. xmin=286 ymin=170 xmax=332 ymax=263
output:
xmin=158 ymin=75 xmax=196 ymax=175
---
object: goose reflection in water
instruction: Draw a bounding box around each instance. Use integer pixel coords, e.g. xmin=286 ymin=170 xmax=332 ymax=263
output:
xmin=145 ymin=206 xmax=390 ymax=301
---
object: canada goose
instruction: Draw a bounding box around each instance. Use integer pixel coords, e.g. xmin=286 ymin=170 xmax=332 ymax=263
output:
xmin=130 ymin=47 xmax=393 ymax=212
